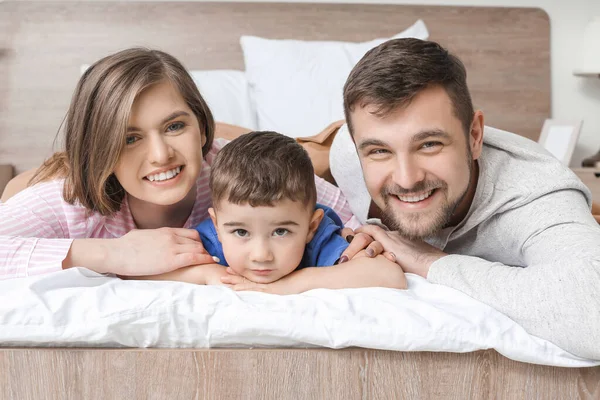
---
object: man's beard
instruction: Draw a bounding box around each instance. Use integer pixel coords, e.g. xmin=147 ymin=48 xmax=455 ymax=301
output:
xmin=380 ymin=150 xmax=473 ymax=240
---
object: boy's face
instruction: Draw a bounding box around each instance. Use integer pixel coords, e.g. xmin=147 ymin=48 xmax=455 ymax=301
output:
xmin=209 ymin=199 xmax=323 ymax=283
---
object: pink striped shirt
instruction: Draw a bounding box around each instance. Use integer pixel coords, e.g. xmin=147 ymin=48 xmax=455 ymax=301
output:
xmin=0 ymin=139 xmax=359 ymax=280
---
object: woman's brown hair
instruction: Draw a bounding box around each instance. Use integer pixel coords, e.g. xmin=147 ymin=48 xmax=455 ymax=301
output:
xmin=29 ymin=48 xmax=215 ymax=215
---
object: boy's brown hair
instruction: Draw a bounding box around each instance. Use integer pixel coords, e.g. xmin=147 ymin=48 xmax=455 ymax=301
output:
xmin=210 ymin=131 xmax=317 ymax=209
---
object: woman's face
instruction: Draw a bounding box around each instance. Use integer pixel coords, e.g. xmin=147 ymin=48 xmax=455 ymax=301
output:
xmin=113 ymin=81 xmax=205 ymax=207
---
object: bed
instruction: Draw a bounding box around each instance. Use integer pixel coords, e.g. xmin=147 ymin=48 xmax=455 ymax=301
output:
xmin=1 ymin=2 xmax=599 ymax=399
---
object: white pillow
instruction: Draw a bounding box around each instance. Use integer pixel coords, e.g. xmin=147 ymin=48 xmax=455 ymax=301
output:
xmin=241 ymin=20 xmax=429 ymax=138
xmin=190 ymin=70 xmax=258 ymax=130
xmin=81 ymin=66 xmax=258 ymax=130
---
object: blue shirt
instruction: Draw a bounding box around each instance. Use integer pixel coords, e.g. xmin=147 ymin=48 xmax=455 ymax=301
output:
xmin=194 ymin=204 xmax=349 ymax=269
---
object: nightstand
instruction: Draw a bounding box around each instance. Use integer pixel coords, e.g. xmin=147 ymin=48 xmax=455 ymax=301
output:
xmin=572 ymin=168 xmax=600 ymax=202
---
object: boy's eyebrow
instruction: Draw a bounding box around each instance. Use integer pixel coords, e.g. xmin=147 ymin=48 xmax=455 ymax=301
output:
xmin=127 ymin=110 xmax=191 ymax=132
xmin=223 ymin=222 xmax=246 ymax=227
xmin=272 ymin=221 xmax=300 ymax=226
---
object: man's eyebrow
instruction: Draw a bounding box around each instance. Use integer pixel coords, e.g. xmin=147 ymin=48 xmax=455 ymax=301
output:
xmin=411 ymin=129 xmax=452 ymax=143
xmin=127 ymin=110 xmax=191 ymax=132
xmin=358 ymin=139 xmax=389 ymax=151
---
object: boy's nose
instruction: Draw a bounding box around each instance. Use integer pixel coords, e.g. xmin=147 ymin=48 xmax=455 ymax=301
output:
xmin=250 ymin=242 xmax=274 ymax=263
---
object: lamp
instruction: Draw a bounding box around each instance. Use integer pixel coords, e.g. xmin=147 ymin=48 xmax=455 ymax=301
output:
xmin=574 ymin=17 xmax=600 ymax=78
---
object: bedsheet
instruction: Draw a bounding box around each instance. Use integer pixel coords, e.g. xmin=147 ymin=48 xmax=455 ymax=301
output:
xmin=0 ymin=268 xmax=598 ymax=367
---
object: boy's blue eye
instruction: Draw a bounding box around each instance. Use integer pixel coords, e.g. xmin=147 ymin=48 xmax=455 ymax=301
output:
xmin=233 ymin=229 xmax=248 ymax=238
xmin=167 ymin=122 xmax=185 ymax=132
xmin=273 ymin=228 xmax=289 ymax=237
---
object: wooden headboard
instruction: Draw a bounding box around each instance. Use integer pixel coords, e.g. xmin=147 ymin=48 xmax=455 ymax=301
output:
xmin=0 ymin=2 xmax=550 ymax=174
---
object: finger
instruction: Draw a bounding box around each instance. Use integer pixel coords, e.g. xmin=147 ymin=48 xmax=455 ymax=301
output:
xmin=365 ymin=240 xmax=384 ymax=257
xmin=170 ymin=228 xmax=201 ymax=241
xmin=176 ymin=243 xmax=212 ymax=255
xmin=356 ymin=225 xmax=390 ymax=244
xmin=172 ymin=252 xmax=216 ymax=270
xmin=340 ymin=231 xmax=374 ymax=260
xmin=225 ymin=267 xmax=241 ymax=275
xmin=382 ymin=251 xmax=397 ymax=263
xmin=340 ymin=227 xmax=355 ymax=242
xmin=221 ymin=275 xmax=245 ymax=285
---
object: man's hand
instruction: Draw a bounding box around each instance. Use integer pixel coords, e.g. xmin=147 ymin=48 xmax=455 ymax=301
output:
xmin=356 ymin=225 xmax=447 ymax=278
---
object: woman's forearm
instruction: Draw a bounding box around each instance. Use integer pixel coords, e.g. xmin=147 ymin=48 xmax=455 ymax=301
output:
xmin=62 ymin=238 xmax=113 ymax=273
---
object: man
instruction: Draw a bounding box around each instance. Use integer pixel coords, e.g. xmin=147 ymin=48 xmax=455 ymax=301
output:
xmin=342 ymin=38 xmax=600 ymax=360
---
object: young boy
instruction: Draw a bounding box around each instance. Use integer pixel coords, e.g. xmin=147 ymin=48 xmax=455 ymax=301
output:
xmin=195 ymin=131 xmax=406 ymax=292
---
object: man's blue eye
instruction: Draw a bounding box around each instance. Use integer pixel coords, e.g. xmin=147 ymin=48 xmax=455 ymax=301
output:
xmin=167 ymin=122 xmax=185 ymax=132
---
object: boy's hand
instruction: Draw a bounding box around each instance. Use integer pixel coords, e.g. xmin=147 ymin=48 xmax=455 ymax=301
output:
xmin=129 ymin=263 xmax=228 ymax=285
xmin=221 ymin=268 xmax=291 ymax=294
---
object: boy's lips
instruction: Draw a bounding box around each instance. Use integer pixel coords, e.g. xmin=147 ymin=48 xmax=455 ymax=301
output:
xmin=251 ymin=269 xmax=273 ymax=276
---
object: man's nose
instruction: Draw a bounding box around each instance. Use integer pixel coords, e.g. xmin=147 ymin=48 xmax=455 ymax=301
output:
xmin=392 ymin=155 xmax=426 ymax=190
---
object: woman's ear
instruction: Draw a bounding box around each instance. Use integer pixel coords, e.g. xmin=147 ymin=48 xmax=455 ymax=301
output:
xmin=305 ymin=208 xmax=324 ymax=243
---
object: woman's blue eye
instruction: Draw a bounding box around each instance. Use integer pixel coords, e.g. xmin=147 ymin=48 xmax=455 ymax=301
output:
xmin=167 ymin=122 xmax=185 ymax=132
xmin=125 ymin=136 xmax=139 ymax=145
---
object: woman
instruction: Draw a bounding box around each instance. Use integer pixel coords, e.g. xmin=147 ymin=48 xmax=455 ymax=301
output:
xmin=0 ymin=48 xmax=376 ymax=281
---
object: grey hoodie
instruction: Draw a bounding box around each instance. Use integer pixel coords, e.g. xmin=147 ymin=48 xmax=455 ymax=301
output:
xmin=427 ymin=127 xmax=600 ymax=360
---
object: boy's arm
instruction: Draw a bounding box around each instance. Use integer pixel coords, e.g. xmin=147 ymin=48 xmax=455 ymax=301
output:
xmin=221 ymin=253 xmax=407 ymax=294
xmin=126 ymin=263 xmax=228 ymax=286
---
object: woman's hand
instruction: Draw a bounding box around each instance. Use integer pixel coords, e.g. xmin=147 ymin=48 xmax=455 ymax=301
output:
xmin=65 ymin=227 xmax=216 ymax=276
xmin=337 ymin=227 xmax=385 ymax=263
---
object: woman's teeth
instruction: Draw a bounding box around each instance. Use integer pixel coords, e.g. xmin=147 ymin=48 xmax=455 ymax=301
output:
xmin=147 ymin=166 xmax=181 ymax=182
xmin=397 ymin=190 xmax=434 ymax=203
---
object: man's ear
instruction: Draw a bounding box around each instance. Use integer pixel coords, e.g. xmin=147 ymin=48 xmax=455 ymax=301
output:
xmin=306 ymin=208 xmax=324 ymax=243
xmin=208 ymin=207 xmax=220 ymax=239
xmin=469 ymin=110 xmax=485 ymax=160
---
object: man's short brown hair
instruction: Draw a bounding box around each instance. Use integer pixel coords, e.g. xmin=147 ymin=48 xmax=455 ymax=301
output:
xmin=210 ymin=131 xmax=317 ymax=209
xmin=343 ymin=38 xmax=474 ymax=135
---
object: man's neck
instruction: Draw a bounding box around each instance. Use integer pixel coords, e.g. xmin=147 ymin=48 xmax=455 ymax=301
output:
xmin=447 ymin=160 xmax=479 ymax=227
xmin=128 ymin=185 xmax=197 ymax=229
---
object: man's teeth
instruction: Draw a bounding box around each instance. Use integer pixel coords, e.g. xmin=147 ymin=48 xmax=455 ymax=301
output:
xmin=397 ymin=190 xmax=434 ymax=203
xmin=147 ymin=166 xmax=181 ymax=182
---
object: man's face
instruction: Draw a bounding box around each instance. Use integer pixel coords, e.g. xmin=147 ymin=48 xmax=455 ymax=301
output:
xmin=350 ymin=86 xmax=482 ymax=239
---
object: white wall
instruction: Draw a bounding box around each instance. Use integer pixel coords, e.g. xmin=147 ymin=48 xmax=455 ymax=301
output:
xmin=224 ymin=0 xmax=600 ymax=166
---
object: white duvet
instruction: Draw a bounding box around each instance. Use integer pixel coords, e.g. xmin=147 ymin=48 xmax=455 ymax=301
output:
xmin=0 ymin=268 xmax=597 ymax=368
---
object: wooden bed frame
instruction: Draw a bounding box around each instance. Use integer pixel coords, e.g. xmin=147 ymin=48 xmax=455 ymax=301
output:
xmin=1 ymin=2 xmax=598 ymax=398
